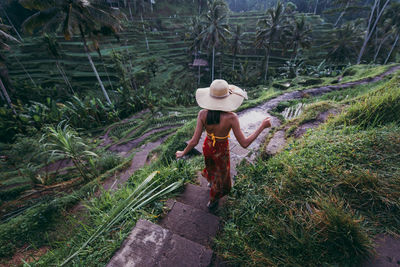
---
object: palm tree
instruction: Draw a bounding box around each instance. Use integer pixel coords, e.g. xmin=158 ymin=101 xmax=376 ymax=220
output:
xmin=200 ymin=0 xmax=230 ymax=81
xmin=231 ymin=24 xmax=244 ymax=71
xmin=285 ymin=15 xmax=312 ymax=60
xmin=186 ymin=16 xmax=203 ymax=56
xmin=325 ymin=23 xmax=362 ymax=63
xmin=357 ymin=0 xmax=390 ymax=64
xmin=0 ymin=21 xmax=19 ymax=116
xmin=20 ymin=0 xmax=125 ymax=105
xmin=333 ymin=0 xmax=359 ymax=27
xmin=186 ymin=16 xmax=203 ymax=84
xmin=383 ymin=2 xmax=400 ymax=64
xmin=43 ymin=34 xmax=74 ymax=94
xmin=255 ymin=1 xmax=286 ymax=81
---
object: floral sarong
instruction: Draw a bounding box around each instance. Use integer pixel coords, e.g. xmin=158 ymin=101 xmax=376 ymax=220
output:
xmin=201 ymin=135 xmax=231 ymax=201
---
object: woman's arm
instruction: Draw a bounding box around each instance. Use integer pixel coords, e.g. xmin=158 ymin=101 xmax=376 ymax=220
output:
xmin=176 ymin=110 xmax=205 ymax=158
xmin=231 ymin=113 xmax=271 ymax=148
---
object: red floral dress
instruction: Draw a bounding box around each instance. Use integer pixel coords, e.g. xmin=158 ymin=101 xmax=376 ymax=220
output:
xmin=201 ymin=135 xmax=231 ymax=201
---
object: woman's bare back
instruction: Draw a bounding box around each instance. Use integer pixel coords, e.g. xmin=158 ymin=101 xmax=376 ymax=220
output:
xmin=202 ymin=110 xmax=234 ymax=138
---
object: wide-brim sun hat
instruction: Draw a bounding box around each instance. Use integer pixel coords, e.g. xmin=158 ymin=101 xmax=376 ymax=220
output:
xmin=196 ymin=79 xmax=248 ymax=112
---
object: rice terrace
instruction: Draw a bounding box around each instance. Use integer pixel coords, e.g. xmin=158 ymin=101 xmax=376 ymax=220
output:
xmin=0 ymin=0 xmax=399 ymax=266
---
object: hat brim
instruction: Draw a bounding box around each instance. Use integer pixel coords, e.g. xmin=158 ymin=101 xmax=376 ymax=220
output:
xmin=196 ymin=85 xmax=245 ymax=112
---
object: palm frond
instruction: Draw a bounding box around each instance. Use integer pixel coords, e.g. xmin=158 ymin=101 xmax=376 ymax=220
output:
xmin=19 ymin=0 xmax=56 ymax=11
xmin=22 ymin=7 xmax=59 ymax=34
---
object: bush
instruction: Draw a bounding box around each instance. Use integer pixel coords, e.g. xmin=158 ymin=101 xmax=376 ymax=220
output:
xmin=93 ymin=152 xmax=123 ymax=175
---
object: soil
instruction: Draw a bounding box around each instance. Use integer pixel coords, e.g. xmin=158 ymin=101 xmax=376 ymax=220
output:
xmin=293 ymin=109 xmax=339 ymax=138
xmin=108 ymin=125 xmax=180 ymax=155
xmin=0 ymin=245 xmax=50 ymax=267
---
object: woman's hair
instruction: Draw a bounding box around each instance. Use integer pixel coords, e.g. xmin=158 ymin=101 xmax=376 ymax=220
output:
xmin=206 ymin=110 xmax=221 ymax=125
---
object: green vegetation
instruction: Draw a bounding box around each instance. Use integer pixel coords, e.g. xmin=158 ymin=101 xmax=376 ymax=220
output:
xmin=214 ymin=74 xmax=400 ymax=266
xmin=28 ymin=122 xmax=199 ymax=266
xmin=0 ymin=0 xmax=400 ymax=265
xmin=336 ymin=75 xmax=400 ymax=128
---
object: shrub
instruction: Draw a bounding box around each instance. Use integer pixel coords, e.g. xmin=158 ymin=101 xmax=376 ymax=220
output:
xmin=93 ymin=152 xmax=123 ymax=175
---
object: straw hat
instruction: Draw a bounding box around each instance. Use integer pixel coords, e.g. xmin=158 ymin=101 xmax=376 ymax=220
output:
xmin=196 ymin=79 xmax=248 ymax=112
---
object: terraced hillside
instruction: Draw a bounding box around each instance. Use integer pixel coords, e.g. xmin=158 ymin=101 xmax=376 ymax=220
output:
xmin=5 ymin=11 xmax=338 ymax=94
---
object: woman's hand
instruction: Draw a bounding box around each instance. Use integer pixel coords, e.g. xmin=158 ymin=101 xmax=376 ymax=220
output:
xmin=176 ymin=151 xmax=185 ymax=159
xmin=262 ymin=117 xmax=272 ymax=129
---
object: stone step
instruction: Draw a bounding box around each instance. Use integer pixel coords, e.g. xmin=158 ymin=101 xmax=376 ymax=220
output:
xmin=160 ymin=201 xmax=220 ymax=246
xmin=265 ymin=130 xmax=287 ymax=156
xmin=176 ymin=183 xmax=210 ymax=212
xmin=197 ymin=172 xmax=209 ymax=188
xmin=107 ymin=219 xmax=213 ymax=267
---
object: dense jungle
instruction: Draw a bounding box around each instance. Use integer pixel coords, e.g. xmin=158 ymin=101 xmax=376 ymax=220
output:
xmin=0 ymin=0 xmax=399 ymax=266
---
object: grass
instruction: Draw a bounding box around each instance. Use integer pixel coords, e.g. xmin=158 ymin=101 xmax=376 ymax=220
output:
xmin=334 ymin=75 xmax=400 ymax=128
xmin=214 ymin=72 xmax=400 ymax=266
xmin=1 ymin=63 xmax=398 ymax=265
xmin=215 ymin=124 xmax=400 ymax=266
xmin=30 ymin=147 xmax=199 ymax=267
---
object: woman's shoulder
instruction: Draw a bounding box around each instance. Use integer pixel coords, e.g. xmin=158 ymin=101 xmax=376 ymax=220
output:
xmin=198 ymin=109 xmax=208 ymax=117
xmin=224 ymin=111 xmax=238 ymax=119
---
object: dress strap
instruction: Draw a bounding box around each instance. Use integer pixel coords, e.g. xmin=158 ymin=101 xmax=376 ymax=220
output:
xmin=207 ymin=131 xmax=230 ymax=146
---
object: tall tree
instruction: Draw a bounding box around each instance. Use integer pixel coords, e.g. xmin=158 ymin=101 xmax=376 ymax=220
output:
xmin=285 ymin=15 xmax=312 ymax=60
xmin=231 ymin=24 xmax=243 ymax=71
xmin=332 ymin=0 xmax=360 ymax=27
xmin=186 ymin=16 xmax=203 ymax=84
xmin=200 ymin=0 xmax=230 ymax=81
xmin=0 ymin=21 xmax=19 ymax=115
xmin=326 ymin=23 xmax=362 ymax=63
xmin=383 ymin=2 xmax=400 ymax=64
xmin=43 ymin=34 xmax=74 ymax=94
xmin=255 ymin=0 xmax=286 ymax=81
xmin=357 ymin=0 xmax=390 ymax=64
xmin=20 ymin=0 xmax=125 ymax=105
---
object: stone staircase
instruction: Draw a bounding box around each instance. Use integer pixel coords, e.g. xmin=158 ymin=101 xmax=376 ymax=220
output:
xmin=107 ymin=175 xmax=222 ymax=267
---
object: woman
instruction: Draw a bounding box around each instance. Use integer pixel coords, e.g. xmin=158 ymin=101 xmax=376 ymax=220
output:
xmin=176 ymin=79 xmax=271 ymax=208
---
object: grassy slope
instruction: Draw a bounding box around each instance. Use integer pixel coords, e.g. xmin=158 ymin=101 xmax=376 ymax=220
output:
xmin=214 ymin=74 xmax=400 ymax=266
xmin=1 ymin=65 xmax=397 ymax=265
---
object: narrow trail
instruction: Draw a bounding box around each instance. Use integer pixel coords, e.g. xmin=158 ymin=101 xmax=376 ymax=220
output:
xmin=107 ymin=65 xmax=400 ymax=266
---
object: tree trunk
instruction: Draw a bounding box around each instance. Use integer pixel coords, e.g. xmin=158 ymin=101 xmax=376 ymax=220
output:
xmin=198 ymin=65 xmax=201 ymax=85
xmin=357 ymin=0 xmax=390 ymax=64
xmin=384 ymin=33 xmax=399 ymax=64
xmin=0 ymin=77 xmax=17 ymax=115
xmin=56 ymin=61 xmax=74 ymax=94
xmin=13 ymin=55 xmax=36 ymax=87
xmin=314 ymin=0 xmax=319 ymax=14
xmin=212 ymin=46 xmax=215 ymax=81
xmin=232 ymin=56 xmax=236 ymax=71
xmin=128 ymin=2 xmax=134 ymax=20
xmin=141 ymin=14 xmax=150 ymax=52
xmin=373 ymin=33 xmax=391 ymax=62
xmin=0 ymin=4 xmax=23 ymax=42
xmin=101 ymin=58 xmax=114 ymax=90
xmin=219 ymin=51 xmax=223 ymax=79
xmin=0 ymin=87 xmax=5 ymax=101
xmin=264 ymin=47 xmax=270 ymax=81
xmin=79 ymin=26 xmax=112 ymax=105
xmin=334 ymin=1 xmax=350 ymax=27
